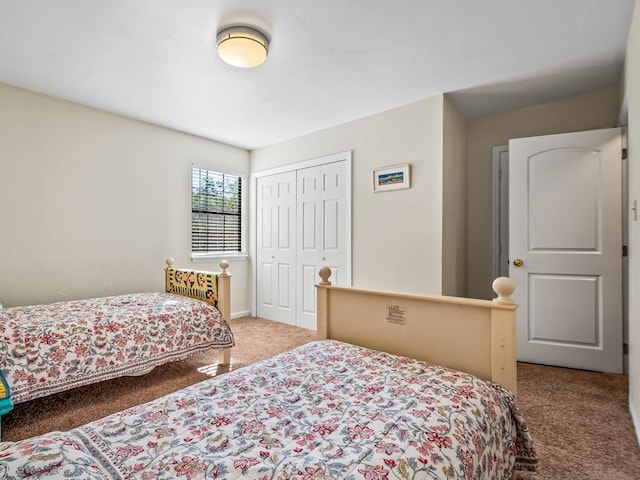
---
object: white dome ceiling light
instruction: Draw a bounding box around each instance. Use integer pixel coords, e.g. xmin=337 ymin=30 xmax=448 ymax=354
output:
xmin=216 ymin=25 xmax=269 ymax=68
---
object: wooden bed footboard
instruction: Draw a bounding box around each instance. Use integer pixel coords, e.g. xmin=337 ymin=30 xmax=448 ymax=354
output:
xmin=316 ymin=267 xmax=518 ymax=393
xmin=165 ymin=258 xmax=232 ymax=365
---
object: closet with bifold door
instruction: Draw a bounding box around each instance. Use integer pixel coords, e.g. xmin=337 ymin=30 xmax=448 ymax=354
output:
xmin=255 ymin=152 xmax=351 ymax=329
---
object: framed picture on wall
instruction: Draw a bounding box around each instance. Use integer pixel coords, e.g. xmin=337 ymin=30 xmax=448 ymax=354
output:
xmin=373 ymin=163 xmax=410 ymax=192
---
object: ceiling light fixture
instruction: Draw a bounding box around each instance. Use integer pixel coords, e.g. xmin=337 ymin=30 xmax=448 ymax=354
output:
xmin=216 ymin=25 xmax=269 ymax=68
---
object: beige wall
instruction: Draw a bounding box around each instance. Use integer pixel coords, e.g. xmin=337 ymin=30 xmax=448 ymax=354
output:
xmin=466 ymin=87 xmax=621 ymax=299
xmin=251 ymin=95 xmax=446 ymax=295
xmin=623 ymin=0 xmax=640 ymax=443
xmin=0 ymin=83 xmax=251 ymax=316
xmin=442 ymin=96 xmax=468 ymax=297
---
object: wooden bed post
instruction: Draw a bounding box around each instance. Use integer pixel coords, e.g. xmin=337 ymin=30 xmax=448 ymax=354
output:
xmin=490 ymin=277 xmax=518 ymax=393
xmin=217 ymin=260 xmax=232 ymax=365
xmin=316 ymin=266 xmax=332 ymax=340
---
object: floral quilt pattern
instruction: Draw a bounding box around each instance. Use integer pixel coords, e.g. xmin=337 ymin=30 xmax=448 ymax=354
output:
xmin=0 ymin=340 xmax=538 ymax=479
xmin=0 ymin=292 xmax=234 ymax=404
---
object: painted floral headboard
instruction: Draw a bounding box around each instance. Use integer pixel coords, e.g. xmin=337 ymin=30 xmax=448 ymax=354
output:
xmin=165 ymin=261 xmax=219 ymax=308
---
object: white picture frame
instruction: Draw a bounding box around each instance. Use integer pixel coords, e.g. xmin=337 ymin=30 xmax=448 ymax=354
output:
xmin=373 ymin=163 xmax=410 ymax=192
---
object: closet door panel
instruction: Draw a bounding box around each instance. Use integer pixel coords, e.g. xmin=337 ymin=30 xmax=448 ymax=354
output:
xmin=296 ymin=161 xmax=349 ymax=330
xmin=256 ymin=155 xmax=351 ymax=330
xmin=256 ymin=171 xmax=296 ymax=325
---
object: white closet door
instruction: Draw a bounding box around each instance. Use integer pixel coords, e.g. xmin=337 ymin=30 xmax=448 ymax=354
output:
xmin=256 ymin=171 xmax=297 ymax=325
xmin=255 ymin=153 xmax=351 ymax=330
xmin=297 ymin=161 xmax=350 ymax=330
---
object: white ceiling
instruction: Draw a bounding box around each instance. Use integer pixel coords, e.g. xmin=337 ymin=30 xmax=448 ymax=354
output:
xmin=0 ymin=0 xmax=635 ymax=150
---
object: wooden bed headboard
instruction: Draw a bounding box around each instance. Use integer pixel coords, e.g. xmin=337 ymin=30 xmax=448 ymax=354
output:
xmin=165 ymin=258 xmax=232 ymax=365
xmin=316 ymin=267 xmax=519 ymax=393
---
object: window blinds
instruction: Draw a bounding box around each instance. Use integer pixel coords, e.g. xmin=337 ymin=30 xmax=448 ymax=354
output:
xmin=191 ymin=166 xmax=242 ymax=255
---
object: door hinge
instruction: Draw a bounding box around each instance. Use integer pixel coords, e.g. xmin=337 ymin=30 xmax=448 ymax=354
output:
xmin=623 ymin=245 xmax=629 ymax=257
xmin=623 ymin=343 xmax=629 ymax=355
xmin=622 ymin=148 xmax=628 ymax=160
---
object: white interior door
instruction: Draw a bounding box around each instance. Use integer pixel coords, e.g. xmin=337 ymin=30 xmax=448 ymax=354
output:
xmin=256 ymin=171 xmax=296 ymax=325
xmin=509 ymin=128 xmax=623 ymax=373
xmin=297 ymin=161 xmax=350 ymax=330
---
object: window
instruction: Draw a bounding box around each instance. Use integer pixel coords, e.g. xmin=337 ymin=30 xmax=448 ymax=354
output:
xmin=191 ymin=166 xmax=243 ymax=257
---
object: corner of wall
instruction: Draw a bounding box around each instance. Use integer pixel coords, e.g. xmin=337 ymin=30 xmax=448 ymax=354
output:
xmin=442 ymin=96 xmax=469 ymax=297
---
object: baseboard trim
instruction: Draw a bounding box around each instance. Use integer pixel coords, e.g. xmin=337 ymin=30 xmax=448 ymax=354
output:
xmin=631 ymin=394 xmax=640 ymax=447
xmin=230 ymin=310 xmax=250 ymax=319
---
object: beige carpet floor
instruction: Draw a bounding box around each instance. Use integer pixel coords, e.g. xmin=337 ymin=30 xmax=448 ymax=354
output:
xmin=3 ymin=316 xmax=640 ymax=479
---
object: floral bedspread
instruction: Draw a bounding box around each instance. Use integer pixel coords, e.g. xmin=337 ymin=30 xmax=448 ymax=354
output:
xmin=0 ymin=292 xmax=234 ymax=404
xmin=0 ymin=340 xmax=538 ymax=479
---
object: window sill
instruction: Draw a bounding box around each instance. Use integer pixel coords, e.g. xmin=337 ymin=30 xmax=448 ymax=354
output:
xmin=191 ymin=254 xmax=249 ymax=263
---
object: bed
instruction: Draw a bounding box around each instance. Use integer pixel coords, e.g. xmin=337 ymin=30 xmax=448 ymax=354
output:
xmin=0 ymin=259 xmax=234 ymax=405
xmin=0 ymin=269 xmax=538 ymax=479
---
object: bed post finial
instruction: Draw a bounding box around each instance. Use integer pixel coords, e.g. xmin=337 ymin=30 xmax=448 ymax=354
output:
xmin=219 ymin=260 xmax=230 ymax=276
xmin=166 ymin=258 xmax=175 ymax=268
xmin=492 ymin=277 xmax=516 ymax=305
xmin=318 ymin=266 xmax=332 ymax=285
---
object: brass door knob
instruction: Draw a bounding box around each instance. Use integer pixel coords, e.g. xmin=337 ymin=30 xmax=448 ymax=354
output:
xmin=512 ymin=258 xmax=524 ymax=267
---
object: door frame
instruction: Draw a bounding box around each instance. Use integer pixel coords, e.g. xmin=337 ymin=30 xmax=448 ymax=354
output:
xmin=492 ymin=144 xmax=509 ymax=279
xmin=621 ymin=126 xmax=630 ymax=375
xmin=250 ymin=151 xmax=353 ymax=320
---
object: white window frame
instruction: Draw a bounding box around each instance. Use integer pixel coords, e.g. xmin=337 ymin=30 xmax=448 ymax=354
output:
xmin=191 ymin=164 xmax=247 ymax=261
